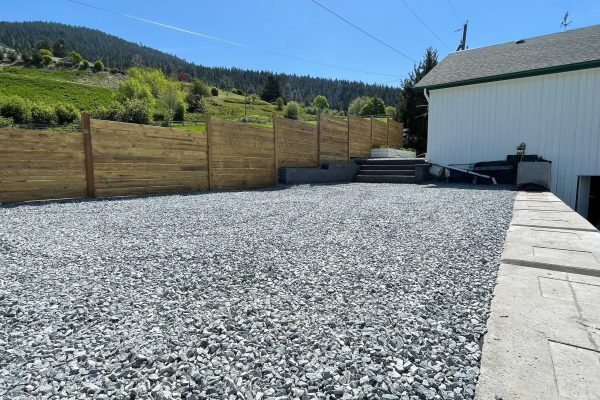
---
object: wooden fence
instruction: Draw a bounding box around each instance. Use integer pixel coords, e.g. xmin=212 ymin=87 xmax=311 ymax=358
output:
xmin=0 ymin=113 xmax=403 ymax=203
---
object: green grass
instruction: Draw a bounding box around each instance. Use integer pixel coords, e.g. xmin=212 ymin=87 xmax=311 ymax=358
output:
xmin=172 ymin=123 xmax=206 ymax=133
xmin=0 ymin=66 xmax=116 ymax=110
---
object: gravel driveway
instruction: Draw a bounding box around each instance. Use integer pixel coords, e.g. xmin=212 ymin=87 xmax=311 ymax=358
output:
xmin=0 ymin=183 xmax=515 ymax=400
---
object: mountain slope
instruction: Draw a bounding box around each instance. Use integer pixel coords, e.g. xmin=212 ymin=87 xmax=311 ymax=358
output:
xmin=0 ymin=21 xmax=400 ymax=109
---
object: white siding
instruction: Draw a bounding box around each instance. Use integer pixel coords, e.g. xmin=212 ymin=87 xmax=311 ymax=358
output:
xmin=427 ymin=67 xmax=600 ymax=209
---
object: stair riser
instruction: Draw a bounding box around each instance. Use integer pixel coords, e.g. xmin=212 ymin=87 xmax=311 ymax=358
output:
xmin=358 ymin=170 xmax=415 ymax=176
xmin=360 ymin=166 xmax=416 ymax=171
xmin=356 ymin=175 xmax=416 ymax=184
xmin=362 ymin=158 xmax=426 ymax=166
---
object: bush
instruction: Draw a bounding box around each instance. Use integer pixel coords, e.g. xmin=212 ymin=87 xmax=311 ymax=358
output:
xmin=92 ymin=102 xmax=124 ymax=121
xmin=93 ymin=60 xmax=104 ymax=72
xmin=70 ymin=51 xmax=83 ymax=63
xmin=174 ymin=102 xmax=185 ymax=122
xmin=311 ymin=95 xmax=329 ymax=111
xmin=275 ymin=96 xmax=285 ymax=111
xmin=347 ymin=96 xmax=369 ymax=116
xmin=232 ymin=88 xmax=243 ymax=95
xmin=0 ymin=96 xmax=31 ymax=123
xmin=79 ymin=60 xmax=89 ymax=70
xmin=189 ymin=79 xmax=211 ymax=97
xmin=41 ymin=55 xmax=52 ymax=67
xmin=39 ymin=49 xmax=53 ymax=58
xmin=7 ymin=51 xmax=18 ymax=62
xmin=30 ymin=102 xmax=57 ymax=125
xmin=120 ymin=98 xmax=151 ymax=124
xmin=55 ymin=103 xmax=80 ymax=124
xmin=283 ymin=101 xmax=300 ymax=120
xmin=359 ymin=97 xmax=385 ymax=116
xmin=385 ymin=106 xmax=396 ymax=116
xmin=116 ymin=78 xmax=155 ymax=107
xmin=211 ymin=87 xmax=219 ymax=96
xmin=0 ymin=116 xmax=14 ymax=127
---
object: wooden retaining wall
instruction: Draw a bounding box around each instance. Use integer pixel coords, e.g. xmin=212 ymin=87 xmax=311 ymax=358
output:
xmin=1 ymin=113 xmax=407 ymax=203
xmin=274 ymin=116 xmax=318 ymax=168
xmin=207 ymin=117 xmax=276 ymax=189
xmin=0 ymin=129 xmax=87 ymax=202
xmin=90 ymin=119 xmax=209 ymax=197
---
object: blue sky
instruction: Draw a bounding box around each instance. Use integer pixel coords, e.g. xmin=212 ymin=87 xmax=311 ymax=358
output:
xmin=3 ymin=0 xmax=600 ymax=86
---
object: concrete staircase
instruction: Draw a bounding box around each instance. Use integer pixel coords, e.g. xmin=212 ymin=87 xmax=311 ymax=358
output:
xmin=355 ymin=158 xmax=427 ymax=183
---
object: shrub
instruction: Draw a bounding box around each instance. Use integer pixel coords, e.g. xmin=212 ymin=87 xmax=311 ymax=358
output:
xmin=93 ymin=60 xmax=104 ymax=72
xmin=283 ymin=101 xmax=300 ymax=120
xmin=55 ymin=103 xmax=80 ymax=124
xmin=348 ymin=96 xmax=370 ymax=116
xmin=0 ymin=96 xmax=31 ymax=123
xmin=359 ymin=97 xmax=385 ymax=116
xmin=41 ymin=55 xmax=52 ymax=67
xmin=120 ymin=98 xmax=151 ymax=124
xmin=174 ymin=102 xmax=185 ymax=122
xmin=21 ymin=52 xmax=32 ymax=63
xmin=211 ymin=87 xmax=218 ymax=96
xmin=275 ymin=96 xmax=285 ymax=111
xmin=70 ymin=51 xmax=83 ymax=63
xmin=30 ymin=102 xmax=57 ymax=125
xmin=116 ymin=78 xmax=155 ymax=107
xmin=0 ymin=116 xmax=14 ymax=127
xmin=385 ymin=106 xmax=396 ymax=116
xmin=186 ymin=94 xmax=205 ymax=113
xmin=232 ymin=88 xmax=243 ymax=95
xmin=92 ymin=102 xmax=124 ymax=121
xmin=79 ymin=60 xmax=89 ymax=70
xmin=7 ymin=51 xmax=18 ymax=62
xmin=39 ymin=49 xmax=53 ymax=57
xmin=189 ymin=79 xmax=211 ymax=97
xmin=311 ymin=95 xmax=329 ymax=111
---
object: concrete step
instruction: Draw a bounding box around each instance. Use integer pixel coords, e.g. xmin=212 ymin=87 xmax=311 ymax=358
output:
xmin=355 ymin=175 xmax=416 ymax=183
xmin=362 ymin=158 xmax=426 ymax=166
xmin=360 ymin=165 xmax=416 ymax=171
xmin=357 ymin=169 xmax=415 ymax=176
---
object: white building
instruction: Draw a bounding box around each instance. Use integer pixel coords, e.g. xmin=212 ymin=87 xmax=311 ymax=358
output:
xmin=415 ymin=25 xmax=600 ymax=223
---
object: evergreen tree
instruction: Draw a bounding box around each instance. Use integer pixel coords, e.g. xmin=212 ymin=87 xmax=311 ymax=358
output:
xmin=396 ymin=47 xmax=438 ymax=153
xmin=261 ymin=74 xmax=282 ymax=103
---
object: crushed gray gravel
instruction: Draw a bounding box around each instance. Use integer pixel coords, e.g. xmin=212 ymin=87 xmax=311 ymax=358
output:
xmin=0 ymin=183 xmax=516 ymax=400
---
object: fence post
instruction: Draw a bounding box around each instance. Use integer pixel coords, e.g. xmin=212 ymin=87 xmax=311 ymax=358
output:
xmin=316 ymin=113 xmax=321 ymax=166
xmin=386 ymin=117 xmax=390 ymax=147
xmin=370 ymin=116 xmax=374 ymax=151
xmin=347 ymin=116 xmax=350 ymax=161
xmin=81 ymin=112 xmax=96 ymax=198
xmin=206 ymin=114 xmax=213 ymax=190
xmin=273 ymin=114 xmax=279 ymax=184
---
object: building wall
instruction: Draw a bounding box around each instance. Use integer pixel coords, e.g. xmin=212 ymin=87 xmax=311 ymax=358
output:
xmin=427 ymin=67 xmax=600 ymax=209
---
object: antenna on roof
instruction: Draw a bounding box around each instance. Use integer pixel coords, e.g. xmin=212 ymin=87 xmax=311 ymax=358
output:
xmin=455 ymin=20 xmax=469 ymax=51
xmin=560 ymin=11 xmax=572 ymax=31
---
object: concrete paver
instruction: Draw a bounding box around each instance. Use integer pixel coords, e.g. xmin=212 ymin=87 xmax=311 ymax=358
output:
xmin=476 ymin=191 xmax=600 ymax=400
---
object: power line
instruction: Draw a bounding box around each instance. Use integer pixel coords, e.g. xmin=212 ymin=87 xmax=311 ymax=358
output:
xmin=67 ymin=0 xmax=402 ymax=79
xmin=400 ymin=0 xmax=450 ymax=49
xmin=446 ymin=0 xmax=463 ymax=24
xmin=308 ymin=0 xmax=416 ymax=62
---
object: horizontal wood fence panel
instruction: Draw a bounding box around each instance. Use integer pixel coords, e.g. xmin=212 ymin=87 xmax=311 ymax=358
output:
xmin=388 ymin=120 xmax=404 ymax=149
xmin=319 ymin=115 xmax=348 ymax=163
xmin=91 ymin=119 xmax=208 ymax=197
xmin=0 ymin=128 xmax=87 ymax=203
xmin=372 ymin=119 xmax=388 ymax=148
xmin=348 ymin=115 xmax=371 ymax=158
xmin=275 ymin=117 xmax=318 ymax=168
xmin=209 ymin=118 xmax=275 ymax=190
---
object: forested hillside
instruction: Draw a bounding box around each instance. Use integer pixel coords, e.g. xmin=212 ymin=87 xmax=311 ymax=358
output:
xmin=0 ymin=21 xmax=400 ymax=109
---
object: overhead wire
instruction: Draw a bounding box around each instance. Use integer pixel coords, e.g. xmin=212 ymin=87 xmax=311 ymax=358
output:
xmin=308 ymin=0 xmax=416 ymax=63
xmin=399 ymin=0 xmax=450 ymax=49
xmin=446 ymin=0 xmax=464 ymax=24
xmin=66 ymin=0 xmax=402 ymax=79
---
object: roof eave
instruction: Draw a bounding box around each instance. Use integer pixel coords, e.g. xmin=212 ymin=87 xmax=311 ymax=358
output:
xmin=414 ymin=59 xmax=600 ymax=91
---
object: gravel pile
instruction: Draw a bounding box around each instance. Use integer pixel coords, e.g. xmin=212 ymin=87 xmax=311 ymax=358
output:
xmin=0 ymin=183 xmax=515 ymax=400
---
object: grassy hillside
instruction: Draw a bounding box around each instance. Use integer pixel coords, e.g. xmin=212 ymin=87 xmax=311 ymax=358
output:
xmin=0 ymin=66 xmax=115 ymax=110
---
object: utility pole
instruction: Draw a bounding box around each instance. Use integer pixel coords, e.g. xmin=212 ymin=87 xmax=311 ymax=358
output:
xmin=456 ymin=20 xmax=468 ymax=51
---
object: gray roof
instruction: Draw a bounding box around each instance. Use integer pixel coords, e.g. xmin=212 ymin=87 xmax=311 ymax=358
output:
xmin=415 ymin=24 xmax=600 ymax=89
